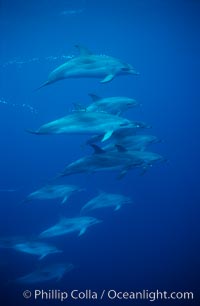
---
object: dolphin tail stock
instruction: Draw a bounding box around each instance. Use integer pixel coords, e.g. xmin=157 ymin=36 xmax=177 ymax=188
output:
xmin=25 ymin=129 xmax=40 ymax=135
xmin=49 ymin=170 xmax=69 ymax=182
xmin=20 ymin=197 xmax=32 ymax=205
xmin=35 ymin=80 xmax=50 ymax=91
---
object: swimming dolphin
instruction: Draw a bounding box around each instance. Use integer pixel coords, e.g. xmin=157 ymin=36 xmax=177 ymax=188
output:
xmin=38 ymin=45 xmax=139 ymax=89
xmin=27 ymin=111 xmax=140 ymax=142
xmin=23 ymin=184 xmax=83 ymax=205
xmin=81 ymin=191 xmax=132 ymax=212
xmin=59 ymin=144 xmax=165 ymax=178
xmin=103 ymin=135 xmax=161 ymax=152
xmin=16 ymin=263 xmax=73 ymax=283
xmin=84 ymin=123 xmax=151 ymax=145
xmin=13 ymin=241 xmax=62 ymax=260
xmin=39 ymin=216 xmax=102 ymax=239
xmin=74 ymin=93 xmax=139 ymax=115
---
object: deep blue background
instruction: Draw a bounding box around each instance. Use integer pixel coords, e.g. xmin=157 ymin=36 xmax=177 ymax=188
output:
xmin=0 ymin=0 xmax=199 ymax=305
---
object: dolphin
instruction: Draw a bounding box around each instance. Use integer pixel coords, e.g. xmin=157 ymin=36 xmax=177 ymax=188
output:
xmin=103 ymin=135 xmax=161 ymax=152
xmin=27 ymin=111 xmax=140 ymax=142
xmin=74 ymin=93 xmax=139 ymax=115
xmin=39 ymin=216 xmax=102 ymax=239
xmin=23 ymin=184 xmax=83 ymax=205
xmin=81 ymin=191 xmax=132 ymax=212
xmin=38 ymin=45 xmax=139 ymax=89
xmin=84 ymin=123 xmax=151 ymax=145
xmin=59 ymin=144 xmax=165 ymax=178
xmin=13 ymin=241 xmax=62 ymax=260
xmin=16 ymin=263 xmax=74 ymax=283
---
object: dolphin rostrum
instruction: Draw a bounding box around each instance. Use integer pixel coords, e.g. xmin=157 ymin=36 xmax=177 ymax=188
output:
xmin=38 ymin=45 xmax=139 ymax=89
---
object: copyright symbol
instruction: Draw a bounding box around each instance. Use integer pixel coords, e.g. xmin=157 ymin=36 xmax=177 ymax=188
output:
xmin=23 ymin=290 xmax=32 ymax=299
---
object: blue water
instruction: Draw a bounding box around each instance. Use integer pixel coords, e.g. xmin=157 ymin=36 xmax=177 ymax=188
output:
xmin=0 ymin=0 xmax=199 ymax=305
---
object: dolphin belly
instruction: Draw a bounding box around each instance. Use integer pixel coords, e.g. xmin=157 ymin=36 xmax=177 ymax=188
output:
xmin=63 ymin=67 xmax=108 ymax=79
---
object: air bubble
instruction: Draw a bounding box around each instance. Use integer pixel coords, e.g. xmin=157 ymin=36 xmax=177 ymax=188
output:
xmin=0 ymin=98 xmax=38 ymax=115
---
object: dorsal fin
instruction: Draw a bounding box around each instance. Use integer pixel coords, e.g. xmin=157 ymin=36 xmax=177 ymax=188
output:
xmin=88 ymin=93 xmax=101 ymax=102
xmin=115 ymin=144 xmax=127 ymax=152
xmin=90 ymin=144 xmax=105 ymax=154
xmin=75 ymin=45 xmax=92 ymax=56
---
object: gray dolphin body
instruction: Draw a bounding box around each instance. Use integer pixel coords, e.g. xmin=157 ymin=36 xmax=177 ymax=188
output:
xmin=86 ymin=93 xmax=139 ymax=115
xmin=81 ymin=191 xmax=132 ymax=212
xmin=39 ymin=216 xmax=102 ymax=239
xmin=13 ymin=241 xmax=62 ymax=260
xmin=60 ymin=145 xmax=165 ymax=178
xmin=85 ymin=123 xmax=151 ymax=145
xmin=23 ymin=184 xmax=82 ymax=205
xmin=27 ymin=111 xmax=140 ymax=142
xmin=16 ymin=263 xmax=73 ymax=283
xmin=103 ymin=135 xmax=160 ymax=152
xmin=38 ymin=45 xmax=138 ymax=89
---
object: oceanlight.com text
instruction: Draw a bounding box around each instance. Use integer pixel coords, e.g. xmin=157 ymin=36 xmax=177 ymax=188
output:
xmin=23 ymin=289 xmax=194 ymax=302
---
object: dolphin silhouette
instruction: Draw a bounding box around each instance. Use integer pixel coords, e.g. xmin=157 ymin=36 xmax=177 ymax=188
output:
xmin=23 ymin=184 xmax=83 ymax=205
xmin=37 ymin=45 xmax=139 ymax=89
xmin=16 ymin=263 xmax=73 ymax=283
xmin=81 ymin=191 xmax=132 ymax=212
xmin=27 ymin=111 xmax=139 ymax=142
xmin=39 ymin=216 xmax=102 ymax=238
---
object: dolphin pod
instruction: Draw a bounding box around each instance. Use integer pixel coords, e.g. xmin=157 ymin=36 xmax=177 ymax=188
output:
xmin=59 ymin=144 xmax=165 ymax=179
xmin=3 ymin=44 xmax=166 ymax=283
